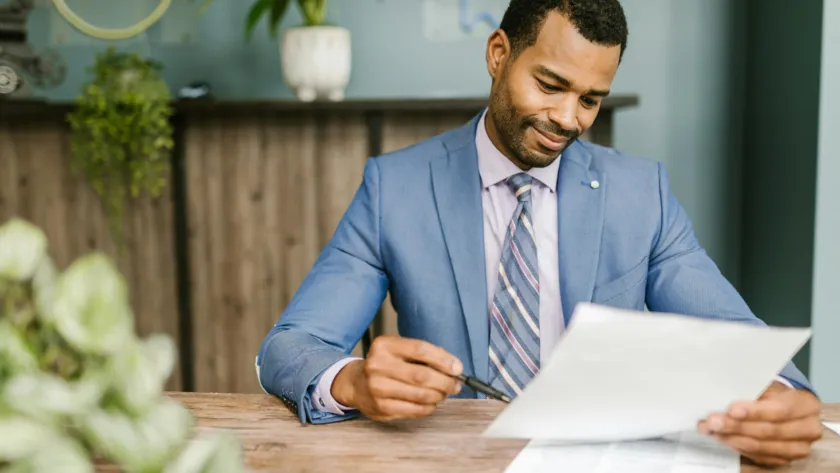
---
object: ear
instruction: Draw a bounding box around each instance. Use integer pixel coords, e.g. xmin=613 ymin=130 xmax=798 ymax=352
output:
xmin=486 ymin=29 xmax=511 ymax=80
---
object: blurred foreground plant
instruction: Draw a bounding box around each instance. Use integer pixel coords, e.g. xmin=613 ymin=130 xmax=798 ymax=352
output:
xmin=0 ymin=218 xmax=248 ymax=473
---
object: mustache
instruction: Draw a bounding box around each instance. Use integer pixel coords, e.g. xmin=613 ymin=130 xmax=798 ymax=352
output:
xmin=523 ymin=117 xmax=579 ymax=139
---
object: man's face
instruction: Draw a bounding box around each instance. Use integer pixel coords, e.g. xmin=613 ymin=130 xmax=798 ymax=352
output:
xmin=486 ymin=12 xmax=621 ymax=169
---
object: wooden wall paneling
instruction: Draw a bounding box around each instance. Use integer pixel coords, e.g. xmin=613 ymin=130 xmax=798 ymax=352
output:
xmin=186 ymin=115 xmax=301 ymax=394
xmin=0 ymin=120 xmax=182 ymax=390
xmin=123 ymin=169 xmax=181 ymax=392
xmin=381 ymin=111 xmax=479 ymax=154
xmin=186 ymin=112 xmax=370 ymax=393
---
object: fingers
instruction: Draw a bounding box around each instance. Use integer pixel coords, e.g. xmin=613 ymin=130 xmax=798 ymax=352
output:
xmin=365 ymin=353 xmax=460 ymax=396
xmin=368 ymin=376 xmax=458 ymax=406
xmin=377 ymin=336 xmax=463 ymax=376
xmin=741 ymin=453 xmax=799 ymax=468
xmin=714 ymin=434 xmax=814 ymax=462
xmin=360 ymin=336 xmax=465 ymax=422
xmin=699 ymin=413 xmax=823 ymax=441
xmin=726 ymin=390 xmax=821 ymax=422
xmin=697 ymin=389 xmax=823 ymax=467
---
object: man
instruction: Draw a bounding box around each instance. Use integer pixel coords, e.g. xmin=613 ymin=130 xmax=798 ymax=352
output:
xmin=256 ymin=0 xmax=823 ymax=467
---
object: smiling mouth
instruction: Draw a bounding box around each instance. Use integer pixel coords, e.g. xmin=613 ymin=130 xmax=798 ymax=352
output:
xmin=532 ymin=127 xmax=568 ymax=151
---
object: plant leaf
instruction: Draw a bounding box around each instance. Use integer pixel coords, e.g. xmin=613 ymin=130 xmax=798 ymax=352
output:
xmin=79 ymin=398 xmax=193 ymax=472
xmin=244 ymin=0 xmax=275 ymax=41
xmin=108 ymin=334 xmax=177 ymax=416
xmin=269 ymin=0 xmax=291 ymax=37
xmin=3 ymin=372 xmax=106 ymax=426
xmin=0 ymin=417 xmax=56 ymax=461
xmin=0 ymin=321 xmax=39 ymax=377
xmin=50 ymin=253 xmax=134 ymax=356
xmin=163 ymin=431 xmax=247 ymax=473
xmin=0 ymin=218 xmax=47 ymax=283
xmin=32 ymin=255 xmax=58 ymax=323
xmin=4 ymin=435 xmax=94 ymax=473
xmin=299 ymin=0 xmax=326 ymax=26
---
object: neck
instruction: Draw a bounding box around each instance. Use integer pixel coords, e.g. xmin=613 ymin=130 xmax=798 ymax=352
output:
xmin=484 ymin=109 xmax=530 ymax=171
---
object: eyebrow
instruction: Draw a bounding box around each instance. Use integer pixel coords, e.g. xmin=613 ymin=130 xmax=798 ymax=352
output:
xmin=534 ymin=65 xmax=611 ymax=97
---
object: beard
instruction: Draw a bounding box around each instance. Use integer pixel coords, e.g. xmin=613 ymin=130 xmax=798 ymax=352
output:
xmin=489 ymin=80 xmax=580 ymax=169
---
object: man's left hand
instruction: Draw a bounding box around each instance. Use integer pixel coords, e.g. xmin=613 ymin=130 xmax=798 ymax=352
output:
xmin=698 ymin=382 xmax=823 ymax=467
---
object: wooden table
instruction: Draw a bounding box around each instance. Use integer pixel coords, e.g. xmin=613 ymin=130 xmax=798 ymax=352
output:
xmin=163 ymin=393 xmax=840 ymax=472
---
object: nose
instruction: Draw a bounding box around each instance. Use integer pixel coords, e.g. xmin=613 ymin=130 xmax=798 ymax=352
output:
xmin=547 ymin=95 xmax=578 ymax=132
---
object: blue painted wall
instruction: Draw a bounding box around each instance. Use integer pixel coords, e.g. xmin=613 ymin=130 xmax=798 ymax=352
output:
xmin=810 ymin=0 xmax=840 ymax=402
xmin=609 ymin=0 xmax=746 ymax=281
xmin=24 ymin=0 xmax=506 ymax=101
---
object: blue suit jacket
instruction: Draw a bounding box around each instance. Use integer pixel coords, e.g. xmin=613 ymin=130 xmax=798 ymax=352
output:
xmin=256 ymin=113 xmax=812 ymax=424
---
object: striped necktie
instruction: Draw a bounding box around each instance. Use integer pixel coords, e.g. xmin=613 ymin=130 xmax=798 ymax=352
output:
xmin=488 ymin=172 xmax=540 ymax=399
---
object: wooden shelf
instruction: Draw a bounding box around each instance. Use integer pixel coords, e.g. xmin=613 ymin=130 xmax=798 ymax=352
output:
xmin=0 ymin=95 xmax=639 ymax=122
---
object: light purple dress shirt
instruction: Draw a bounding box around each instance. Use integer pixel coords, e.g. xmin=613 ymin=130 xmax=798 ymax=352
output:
xmin=305 ymin=110 xmax=790 ymax=414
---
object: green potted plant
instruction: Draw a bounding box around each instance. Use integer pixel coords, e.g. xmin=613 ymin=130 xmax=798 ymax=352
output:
xmin=66 ymin=47 xmax=174 ymax=250
xmin=244 ymin=0 xmax=351 ymax=102
xmin=0 ymin=217 xmax=248 ymax=472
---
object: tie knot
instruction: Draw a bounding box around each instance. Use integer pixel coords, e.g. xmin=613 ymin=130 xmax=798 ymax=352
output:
xmin=507 ymin=173 xmax=533 ymax=203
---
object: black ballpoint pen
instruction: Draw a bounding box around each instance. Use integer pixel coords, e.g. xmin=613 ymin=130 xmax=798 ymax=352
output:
xmin=414 ymin=361 xmax=511 ymax=403
xmin=456 ymin=374 xmax=511 ymax=403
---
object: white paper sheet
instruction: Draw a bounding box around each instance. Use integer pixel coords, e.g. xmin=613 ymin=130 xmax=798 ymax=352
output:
xmin=504 ymin=431 xmax=739 ymax=473
xmin=483 ymin=303 xmax=811 ymax=442
xmin=824 ymin=422 xmax=840 ymax=436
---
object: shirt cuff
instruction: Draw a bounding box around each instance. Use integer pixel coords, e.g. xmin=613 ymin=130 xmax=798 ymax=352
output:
xmin=774 ymin=375 xmax=794 ymax=389
xmin=311 ymin=357 xmax=362 ymax=415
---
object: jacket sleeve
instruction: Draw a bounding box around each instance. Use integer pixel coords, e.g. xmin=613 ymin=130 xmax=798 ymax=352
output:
xmin=256 ymin=158 xmax=388 ymax=423
xmin=645 ymin=162 xmax=814 ymax=393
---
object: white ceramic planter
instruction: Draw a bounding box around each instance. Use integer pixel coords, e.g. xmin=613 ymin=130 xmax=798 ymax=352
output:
xmin=280 ymin=26 xmax=351 ymax=102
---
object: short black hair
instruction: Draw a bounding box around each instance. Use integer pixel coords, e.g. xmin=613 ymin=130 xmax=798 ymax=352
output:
xmin=500 ymin=0 xmax=628 ymax=60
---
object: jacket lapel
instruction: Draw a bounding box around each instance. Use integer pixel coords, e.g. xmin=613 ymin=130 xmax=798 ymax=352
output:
xmin=557 ymin=141 xmax=605 ymax=326
xmin=431 ymin=115 xmax=488 ymax=380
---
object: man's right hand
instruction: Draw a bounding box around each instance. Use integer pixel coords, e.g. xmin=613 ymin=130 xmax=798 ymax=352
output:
xmin=330 ymin=335 xmax=464 ymax=421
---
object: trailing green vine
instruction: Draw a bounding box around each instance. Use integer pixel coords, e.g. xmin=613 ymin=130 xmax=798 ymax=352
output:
xmin=66 ymin=47 xmax=174 ymax=251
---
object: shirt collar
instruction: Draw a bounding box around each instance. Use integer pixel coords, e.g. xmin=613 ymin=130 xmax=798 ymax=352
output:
xmin=475 ymin=109 xmax=560 ymax=193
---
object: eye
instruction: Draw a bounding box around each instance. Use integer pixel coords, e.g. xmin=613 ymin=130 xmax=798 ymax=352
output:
xmin=581 ymin=96 xmax=599 ymax=108
xmin=537 ymin=79 xmax=561 ymax=93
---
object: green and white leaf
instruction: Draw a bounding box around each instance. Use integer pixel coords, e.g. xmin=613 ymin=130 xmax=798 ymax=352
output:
xmin=163 ymin=431 xmax=248 ymax=473
xmin=109 ymin=334 xmax=177 ymax=415
xmin=3 ymin=372 xmax=105 ymax=425
xmin=0 ymin=416 xmax=56 ymax=461
xmin=2 ymin=434 xmax=93 ymax=473
xmin=51 ymin=253 xmax=134 ymax=355
xmin=0 ymin=218 xmax=47 ymax=283
xmin=80 ymin=398 xmax=193 ymax=472
xmin=0 ymin=217 xmax=247 ymax=471
xmin=0 ymin=321 xmax=39 ymax=377
xmin=31 ymin=255 xmax=59 ymax=323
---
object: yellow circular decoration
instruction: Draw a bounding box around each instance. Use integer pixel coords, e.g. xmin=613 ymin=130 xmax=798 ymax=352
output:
xmin=51 ymin=0 xmax=172 ymax=40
